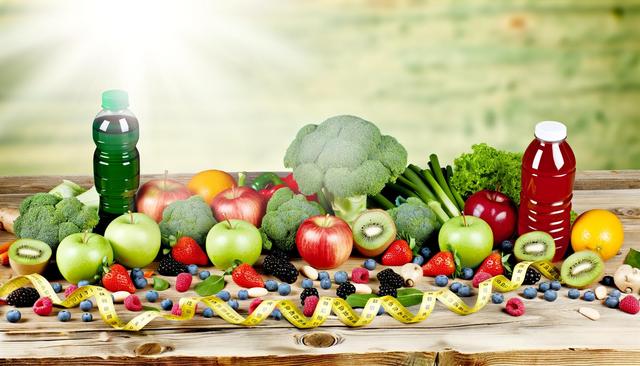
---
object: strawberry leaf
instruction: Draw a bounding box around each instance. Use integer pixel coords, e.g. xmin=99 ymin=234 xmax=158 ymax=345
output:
xmin=501 ymin=253 xmax=513 ymax=276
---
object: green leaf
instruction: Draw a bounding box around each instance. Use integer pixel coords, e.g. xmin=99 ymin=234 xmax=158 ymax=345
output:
xmin=346 ymin=288 xmax=425 ymax=308
xmin=194 ymin=275 xmax=225 ymax=296
xmin=346 ymin=294 xmax=377 ymax=307
xmin=142 ymin=305 xmax=160 ymax=312
xmin=152 ymin=277 xmax=170 ymax=291
xmin=624 ymin=248 xmax=640 ymax=269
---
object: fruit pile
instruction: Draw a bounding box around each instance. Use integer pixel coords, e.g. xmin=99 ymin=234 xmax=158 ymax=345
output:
xmin=0 ymin=115 xmax=638 ymax=326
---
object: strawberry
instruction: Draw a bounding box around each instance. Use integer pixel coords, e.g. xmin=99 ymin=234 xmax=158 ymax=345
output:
xmin=421 ymin=251 xmax=456 ymax=277
xmin=102 ymin=264 xmax=135 ymax=293
xmin=232 ymin=263 xmax=264 ymax=288
xmin=381 ymin=240 xmax=413 ymax=266
xmin=171 ymin=236 xmax=208 ymax=266
xmin=476 ymin=252 xmax=510 ymax=277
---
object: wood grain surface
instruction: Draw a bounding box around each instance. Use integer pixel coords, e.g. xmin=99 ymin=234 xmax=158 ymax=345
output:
xmin=0 ymin=171 xmax=639 ymax=365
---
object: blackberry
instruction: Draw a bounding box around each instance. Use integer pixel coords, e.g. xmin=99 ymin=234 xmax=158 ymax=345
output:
xmin=263 ymin=255 xmax=298 ymax=284
xmin=336 ymin=282 xmax=356 ymax=299
xmin=300 ymin=288 xmax=319 ymax=305
xmin=6 ymin=287 xmax=40 ymax=307
xmin=377 ymin=285 xmax=397 ymax=297
xmin=376 ymin=268 xmax=403 ymax=289
xmin=522 ymin=268 xmax=541 ymax=285
xmin=157 ymin=255 xmax=187 ymax=276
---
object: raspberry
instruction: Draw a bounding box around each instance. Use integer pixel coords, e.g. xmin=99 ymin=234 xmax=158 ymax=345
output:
xmin=505 ymin=297 xmax=525 ymax=317
xmin=175 ymin=273 xmax=192 ymax=292
xmin=303 ymin=295 xmax=319 ymax=317
xmin=472 ymin=271 xmax=492 ymax=288
xmin=32 ymin=297 xmax=53 ymax=316
xmin=64 ymin=285 xmax=78 ymax=298
xmin=351 ymin=268 xmax=369 ymax=284
xmin=300 ymin=288 xmax=319 ymax=305
xmin=619 ymin=295 xmax=640 ymax=315
xmin=249 ymin=298 xmax=263 ymax=315
xmin=124 ymin=294 xmax=143 ymax=312
xmin=171 ymin=303 xmax=182 ymax=316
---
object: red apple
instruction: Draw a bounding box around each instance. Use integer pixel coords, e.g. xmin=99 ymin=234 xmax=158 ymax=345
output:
xmin=136 ymin=177 xmax=192 ymax=222
xmin=211 ymin=187 xmax=266 ymax=227
xmin=296 ymin=215 xmax=353 ymax=269
xmin=463 ymin=190 xmax=517 ymax=245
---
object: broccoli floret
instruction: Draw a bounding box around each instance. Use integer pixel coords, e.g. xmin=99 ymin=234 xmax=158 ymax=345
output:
xmin=388 ymin=197 xmax=440 ymax=248
xmin=14 ymin=194 xmax=98 ymax=249
xmin=261 ymin=188 xmax=324 ymax=253
xmin=284 ymin=115 xmax=407 ymax=224
xmin=159 ymin=196 xmax=217 ymax=245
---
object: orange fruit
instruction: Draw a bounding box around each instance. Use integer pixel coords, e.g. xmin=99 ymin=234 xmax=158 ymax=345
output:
xmin=571 ymin=209 xmax=624 ymax=261
xmin=187 ymin=170 xmax=236 ymax=205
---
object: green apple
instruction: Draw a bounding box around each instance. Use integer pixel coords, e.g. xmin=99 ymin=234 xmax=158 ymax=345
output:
xmin=438 ymin=215 xmax=493 ymax=268
xmin=206 ymin=219 xmax=262 ymax=269
xmin=104 ymin=212 xmax=161 ymax=268
xmin=56 ymin=232 xmax=114 ymax=284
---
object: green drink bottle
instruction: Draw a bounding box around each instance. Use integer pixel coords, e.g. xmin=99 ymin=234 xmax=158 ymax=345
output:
xmin=92 ymin=90 xmax=140 ymax=231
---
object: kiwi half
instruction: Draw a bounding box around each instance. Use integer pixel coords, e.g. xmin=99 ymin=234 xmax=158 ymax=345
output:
xmin=352 ymin=209 xmax=396 ymax=257
xmin=561 ymin=250 xmax=604 ymax=288
xmin=8 ymin=239 xmax=51 ymax=275
xmin=514 ymin=231 xmax=555 ymax=262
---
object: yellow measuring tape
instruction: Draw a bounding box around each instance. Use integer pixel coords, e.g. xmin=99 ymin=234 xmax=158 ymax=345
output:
xmin=0 ymin=261 xmax=559 ymax=330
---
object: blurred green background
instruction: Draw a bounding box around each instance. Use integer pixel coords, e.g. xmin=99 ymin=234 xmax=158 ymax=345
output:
xmin=0 ymin=0 xmax=638 ymax=176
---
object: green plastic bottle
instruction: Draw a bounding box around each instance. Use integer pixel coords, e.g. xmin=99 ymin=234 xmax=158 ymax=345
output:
xmin=92 ymin=90 xmax=140 ymax=231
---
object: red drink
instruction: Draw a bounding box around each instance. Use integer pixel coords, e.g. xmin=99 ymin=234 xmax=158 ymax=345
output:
xmin=518 ymin=121 xmax=576 ymax=262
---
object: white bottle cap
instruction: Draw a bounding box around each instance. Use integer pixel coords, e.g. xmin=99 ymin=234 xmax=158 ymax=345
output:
xmin=534 ymin=121 xmax=567 ymax=142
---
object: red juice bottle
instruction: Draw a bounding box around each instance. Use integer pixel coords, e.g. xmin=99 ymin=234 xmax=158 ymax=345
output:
xmin=518 ymin=121 xmax=576 ymax=262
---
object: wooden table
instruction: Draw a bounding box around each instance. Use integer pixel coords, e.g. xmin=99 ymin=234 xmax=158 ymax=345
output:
xmin=0 ymin=172 xmax=639 ymax=365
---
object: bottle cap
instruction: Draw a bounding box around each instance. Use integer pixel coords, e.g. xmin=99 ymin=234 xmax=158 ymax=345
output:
xmin=534 ymin=121 xmax=567 ymax=142
xmin=101 ymin=89 xmax=129 ymax=110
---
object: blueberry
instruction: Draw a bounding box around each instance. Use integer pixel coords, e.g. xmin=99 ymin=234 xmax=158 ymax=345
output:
xmin=538 ymin=282 xmax=550 ymax=292
xmin=450 ymin=282 xmax=462 ymax=293
xmin=334 ymin=271 xmax=348 ymax=284
xmin=134 ymin=277 xmax=148 ymax=289
xmin=82 ymin=313 xmax=93 ymax=322
xmin=610 ymin=289 xmax=621 ymax=298
xmin=202 ymin=308 xmax=214 ymax=318
xmin=583 ymin=291 xmax=596 ymax=302
xmin=228 ymin=299 xmax=239 ymax=310
xmin=51 ymin=283 xmax=63 ymax=293
xmin=523 ymin=287 xmax=537 ymax=299
xmin=500 ymin=240 xmax=514 ymax=253
xmin=461 ymin=267 xmax=474 ymax=280
xmin=265 ymin=280 xmax=278 ymax=292
xmin=458 ymin=285 xmax=471 ymax=297
xmin=568 ymin=289 xmax=580 ymax=299
xmin=605 ymin=296 xmax=619 ymax=308
xmin=187 ymin=264 xmax=198 ymax=275
xmin=318 ymin=271 xmax=330 ymax=281
xmin=271 ymin=309 xmax=283 ymax=320
xmin=130 ymin=268 xmax=144 ymax=279
xmin=199 ymin=271 xmax=211 ymax=280
xmin=600 ymin=275 xmax=614 ymax=287
xmin=278 ymin=283 xmax=291 ymax=296
xmin=6 ymin=309 xmax=21 ymax=323
xmin=161 ymin=299 xmax=173 ymax=310
xmin=237 ymin=290 xmax=249 ymax=300
xmin=363 ymin=259 xmax=376 ymax=270
xmin=420 ymin=247 xmax=432 ymax=259
xmin=301 ymin=279 xmax=314 ymax=289
xmin=435 ymin=275 xmax=448 ymax=287
xmin=57 ymin=310 xmax=71 ymax=322
xmin=79 ymin=300 xmax=93 ymax=311
xmin=377 ymin=306 xmax=386 ymax=316
xmin=216 ymin=290 xmax=231 ymax=301
xmin=320 ymin=278 xmax=332 ymax=290
xmin=491 ymin=293 xmax=504 ymax=304
xmin=550 ymin=281 xmax=562 ymax=291
xmin=412 ymin=255 xmax=425 ymax=266
xmin=78 ymin=280 xmax=90 ymax=287
xmin=543 ymin=289 xmax=557 ymax=302
xmin=146 ymin=290 xmax=159 ymax=302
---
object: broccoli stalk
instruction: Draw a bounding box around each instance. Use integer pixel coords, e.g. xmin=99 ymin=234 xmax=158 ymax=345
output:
xmin=283 ymin=115 xmax=408 ymax=225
